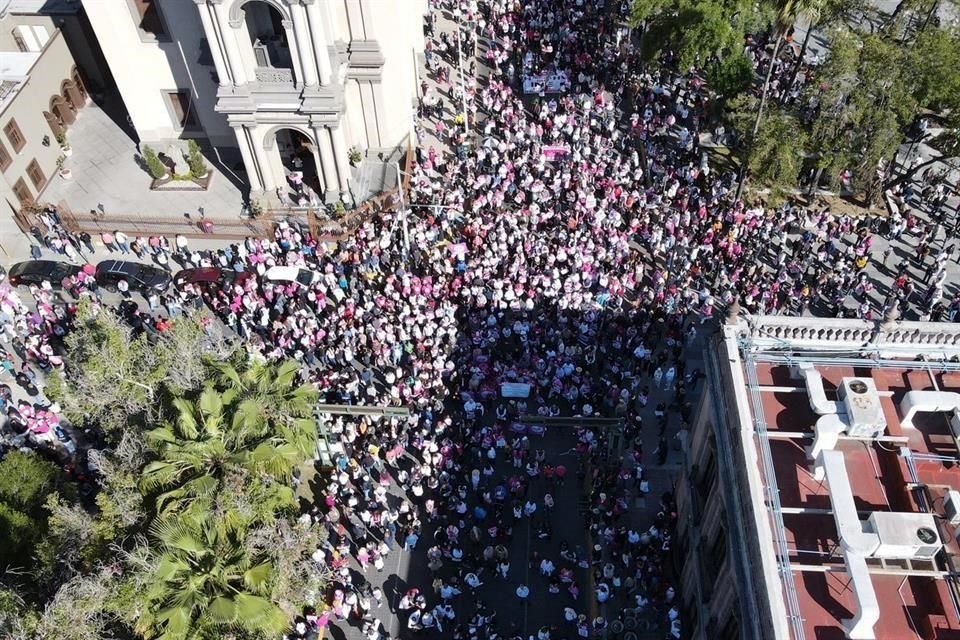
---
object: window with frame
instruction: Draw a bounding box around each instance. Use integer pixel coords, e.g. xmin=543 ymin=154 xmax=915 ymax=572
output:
xmin=131 ymin=0 xmax=166 ymax=38
xmin=26 ymin=159 xmax=45 ymax=190
xmin=12 ymin=177 xmax=31 ymax=207
xmin=4 ymin=119 xmax=25 ymax=152
xmin=0 ymin=140 xmax=11 ymax=172
xmin=166 ymin=91 xmax=198 ymax=129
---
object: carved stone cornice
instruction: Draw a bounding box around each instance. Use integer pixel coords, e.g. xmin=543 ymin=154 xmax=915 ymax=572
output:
xmin=343 ymin=39 xmax=385 ymax=81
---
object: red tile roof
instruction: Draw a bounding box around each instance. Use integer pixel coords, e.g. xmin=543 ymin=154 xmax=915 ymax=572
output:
xmin=750 ymin=361 xmax=960 ymax=640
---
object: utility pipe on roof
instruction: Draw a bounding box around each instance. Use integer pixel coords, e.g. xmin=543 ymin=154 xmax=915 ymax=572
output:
xmin=792 ymin=362 xmax=842 ymax=416
xmin=816 ymin=449 xmax=880 ymax=640
xmin=899 ymin=390 xmax=960 ymax=429
xmin=811 ymin=414 xmax=846 ymax=467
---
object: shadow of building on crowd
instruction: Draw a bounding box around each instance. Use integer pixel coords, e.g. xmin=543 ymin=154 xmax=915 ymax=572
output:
xmin=296 ymin=294 xmax=702 ymax=640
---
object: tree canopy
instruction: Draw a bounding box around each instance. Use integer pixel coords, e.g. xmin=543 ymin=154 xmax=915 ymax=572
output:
xmin=632 ymin=0 xmax=960 ymax=201
xmin=5 ymin=307 xmax=325 ymax=640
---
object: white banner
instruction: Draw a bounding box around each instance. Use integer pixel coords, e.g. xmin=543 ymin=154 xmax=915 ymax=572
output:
xmin=501 ymin=382 xmax=531 ymax=398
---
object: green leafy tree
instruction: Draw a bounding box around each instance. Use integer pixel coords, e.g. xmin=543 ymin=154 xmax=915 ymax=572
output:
xmin=0 ymin=451 xmax=70 ymax=575
xmin=630 ymin=0 xmax=756 ymax=70
xmin=48 ymin=303 xmax=226 ymax=440
xmin=136 ymin=512 xmax=288 ymax=640
xmin=186 ymin=140 xmax=207 ymax=178
xmin=805 ymin=29 xmax=920 ymax=202
xmin=706 ymin=50 xmax=755 ymax=99
xmin=143 ymin=144 xmax=168 ymax=180
xmin=47 ymin=300 xmax=169 ymax=437
xmin=245 ymin=518 xmax=332 ymax=619
xmin=0 ymin=502 xmax=37 ymax=572
xmin=33 ymin=569 xmax=124 ymax=640
xmin=0 ymin=450 xmax=65 ymax=513
xmin=0 ymin=587 xmax=39 ymax=640
xmin=741 ymin=108 xmax=808 ymax=201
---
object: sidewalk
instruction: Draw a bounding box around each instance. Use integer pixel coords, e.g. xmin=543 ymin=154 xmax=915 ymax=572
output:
xmin=42 ymin=101 xmax=246 ymax=220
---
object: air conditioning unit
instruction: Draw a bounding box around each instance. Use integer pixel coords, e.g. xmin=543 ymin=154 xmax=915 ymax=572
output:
xmin=945 ymin=490 xmax=960 ymax=526
xmin=838 ymin=378 xmax=887 ymax=438
xmin=867 ymin=512 xmax=941 ymax=560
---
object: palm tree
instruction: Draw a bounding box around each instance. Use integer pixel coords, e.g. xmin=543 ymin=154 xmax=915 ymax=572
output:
xmin=141 ymin=362 xmax=317 ymax=516
xmin=141 ymin=389 xmax=238 ymax=515
xmin=216 ymin=360 xmax=316 ymax=433
xmin=215 ymin=359 xmax=318 ymax=476
xmin=136 ymin=512 xmax=288 ymax=640
xmin=737 ymin=0 xmax=819 ymax=199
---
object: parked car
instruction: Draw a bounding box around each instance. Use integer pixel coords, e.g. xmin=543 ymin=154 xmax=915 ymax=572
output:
xmin=263 ymin=265 xmax=320 ymax=286
xmin=95 ymin=260 xmax=171 ymax=293
xmin=7 ymin=260 xmax=82 ymax=289
xmin=173 ymin=267 xmax=255 ymax=290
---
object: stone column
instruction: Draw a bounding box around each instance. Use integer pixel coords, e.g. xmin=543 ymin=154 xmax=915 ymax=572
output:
xmin=314 ymin=125 xmax=338 ymax=197
xmin=195 ymin=1 xmax=230 ymax=87
xmin=233 ymin=125 xmax=262 ymax=192
xmin=290 ymin=2 xmax=319 ymax=87
xmin=214 ymin=1 xmax=247 ymax=85
xmin=330 ymin=123 xmax=351 ymax=192
xmin=308 ymin=129 xmax=327 ymax=194
xmin=249 ymin=127 xmax=276 ymax=192
xmin=304 ymin=0 xmax=332 ymax=85
xmin=282 ymin=18 xmax=304 ymax=86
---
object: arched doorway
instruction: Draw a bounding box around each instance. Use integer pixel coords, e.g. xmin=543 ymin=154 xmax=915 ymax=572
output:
xmin=71 ymin=67 xmax=87 ymax=102
xmin=49 ymin=95 xmax=75 ymax=127
xmin=44 ymin=111 xmax=63 ymax=138
xmin=241 ymin=1 xmax=294 ymax=83
xmin=61 ymin=80 xmax=83 ymax=110
xmin=265 ymin=127 xmax=323 ymax=205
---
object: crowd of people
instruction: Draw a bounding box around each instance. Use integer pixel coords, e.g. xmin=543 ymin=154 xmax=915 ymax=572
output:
xmin=1 ymin=0 xmax=958 ymax=638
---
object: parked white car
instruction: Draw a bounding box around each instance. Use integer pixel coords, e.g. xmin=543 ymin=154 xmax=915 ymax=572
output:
xmin=263 ymin=265 xmax=320 ymax=286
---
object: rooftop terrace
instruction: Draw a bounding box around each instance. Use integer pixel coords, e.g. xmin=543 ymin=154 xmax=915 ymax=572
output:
xmin=743 ymin=352 xmax=960 ymax=640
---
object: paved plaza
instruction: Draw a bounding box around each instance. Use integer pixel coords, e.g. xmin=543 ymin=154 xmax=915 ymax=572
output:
xmin=42 ymin=99 xmax=245 ymax=221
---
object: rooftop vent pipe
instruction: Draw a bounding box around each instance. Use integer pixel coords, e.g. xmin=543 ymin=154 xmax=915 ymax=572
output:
xmin=816 ymin=449 xmax=880 ymax=640
xmin=792 ymin=362 xmax=842 ymax=415
xmin=899 ymin=390 xmax=960 ymax=429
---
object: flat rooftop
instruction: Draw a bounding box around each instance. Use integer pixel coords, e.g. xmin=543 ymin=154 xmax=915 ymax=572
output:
xmin=749 ymin=358 xmax=960 ymax=640
xmin=0 ymin=50 xmax=36 ymax=112
xmin=3 ymin=0 xmax=80 ymax=15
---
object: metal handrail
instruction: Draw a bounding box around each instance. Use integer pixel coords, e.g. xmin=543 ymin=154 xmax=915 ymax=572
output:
xmin=740 ymin=340 xmax=807 ymax=640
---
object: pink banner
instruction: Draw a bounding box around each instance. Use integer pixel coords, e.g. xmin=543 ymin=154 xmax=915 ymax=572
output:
xmin=542 ymin=145 xmax=570 ymax=161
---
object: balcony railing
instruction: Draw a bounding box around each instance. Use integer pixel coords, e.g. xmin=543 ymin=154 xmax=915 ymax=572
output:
xmin=730 ymin=314 xmax=960 ymax=356
xmin=254 ymin=66 xmax=294 ymax=84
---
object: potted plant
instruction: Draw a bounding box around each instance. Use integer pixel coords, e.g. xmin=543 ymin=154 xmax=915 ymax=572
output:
xmin=348 ymin=146 xmax=362 ymax=166
xmin=57 ymin=155 xmax=71 ymax=180
xmin=187 ymin=140 xmax=208 ymax=178
xmin=56 ymin=132 xmax=72 ymax=156
xmin=249 ymin=199 xmax=265 ymax=218
xmin=142 ymin=144 xmax=167 ymax=180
